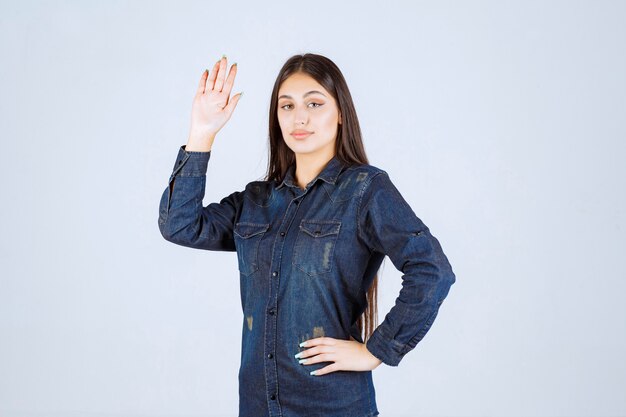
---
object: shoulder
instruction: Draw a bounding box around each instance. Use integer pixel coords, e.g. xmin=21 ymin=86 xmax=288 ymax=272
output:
xmin=344 ymin=162 xmax=386 ymax=176
xmin=339 ymin=163 xmax=393 ymax=198
xmin=346 ymin=164 xmax=409 ymax=214
xmin=240 ymin=179 xmax=275 ymax=206
xmin=341 ymin=163 xmax=387 ymax=185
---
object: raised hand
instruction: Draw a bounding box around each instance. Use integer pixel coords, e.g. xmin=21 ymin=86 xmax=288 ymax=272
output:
xmin=187 ymin=55 xmax=243 ymax=151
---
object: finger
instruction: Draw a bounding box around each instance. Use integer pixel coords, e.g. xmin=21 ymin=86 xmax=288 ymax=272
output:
xmin=205 ymin=60 xmax=220 ymax=93
xmin=299 ymin=352 xmax=333 ymax=365
xmin=221 ymin=62 xmax=237 ymax=95
xmin=297 ymin=345 xmax=332 ymax=359
xmin=311 ymin=363 xmax=338 ymax=376
xmin=214 ymin=55 xmax=227 ymax=92
xmin=302 ymin=336 xmax=334 ymax=348
xmin=313 ymin=337 xmax=336 ymax=346
xmin=196 ymin=68 xmax=209 ymax=95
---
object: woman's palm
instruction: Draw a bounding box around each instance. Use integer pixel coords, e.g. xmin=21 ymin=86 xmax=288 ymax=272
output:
xmin=189 ymin=56 xmax=242 ymax=141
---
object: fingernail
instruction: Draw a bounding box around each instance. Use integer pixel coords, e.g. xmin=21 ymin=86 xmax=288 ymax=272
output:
xmin=298 ymin=359 xmax=308 ymax=365
xmin=239 ymin=91 xmax=244 ymax=98
xmin=294 ymin=352 xmax=302 ymax=359
xmin=310 ymin=370 xmax=317 ymax=376
xmin=222 ymin=54 xmax=227 ymax=59
xmin=299 ymin=341 xmax=307 ymax=347
xmin=233 ymin=62 xmax=237 ymax=66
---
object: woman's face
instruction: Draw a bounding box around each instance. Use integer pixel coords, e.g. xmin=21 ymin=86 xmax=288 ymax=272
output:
xmin=277 ymin=72 xmax=342 ymax=157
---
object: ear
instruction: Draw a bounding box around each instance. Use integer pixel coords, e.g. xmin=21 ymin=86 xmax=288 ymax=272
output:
xmin=338 ymin=112 xmax=342 ymax=125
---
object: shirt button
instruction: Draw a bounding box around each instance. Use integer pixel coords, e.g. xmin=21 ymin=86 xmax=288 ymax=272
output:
xmin=178 ymin=160 xmax=182 ymax=165
xmin=272 ymin=271 xmax=278 ymax=276
xmin=270 ymin=394 xmax=276 ymax=400
xmin=268 ymin=309 xmax=275 ymax=315
xmin=267 ymin=353 xmax=273 ymax=359
xmin=280 ymin=231 xmax=285 ymax=236
xmin=294 ymin=200 xmax=299 ymax=205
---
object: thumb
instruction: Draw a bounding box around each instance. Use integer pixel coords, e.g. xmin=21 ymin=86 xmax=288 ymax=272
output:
xmin=224 ymin=91 xmax=243 ymax=116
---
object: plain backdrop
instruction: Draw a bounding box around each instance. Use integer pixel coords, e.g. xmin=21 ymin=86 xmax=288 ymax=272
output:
xmin=1 ymin=1 xmax=625 ymax=416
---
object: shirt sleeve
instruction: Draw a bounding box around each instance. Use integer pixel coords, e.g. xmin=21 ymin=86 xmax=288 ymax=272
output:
xmin=158 ymin=145 xmax=244 ymax=251
xmin=357 ymin=171 xmax=456 ymax=367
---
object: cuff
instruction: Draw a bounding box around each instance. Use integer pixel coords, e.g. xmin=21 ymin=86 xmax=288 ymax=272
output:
xmin=365 ymin=326 xmax=406 ymax=367
xmin=171 ymin=145 xmax=211 ymax=177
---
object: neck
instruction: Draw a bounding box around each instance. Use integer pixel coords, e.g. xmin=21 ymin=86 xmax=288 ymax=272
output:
xmin=294 ymin=151 xmax=335 ymax=190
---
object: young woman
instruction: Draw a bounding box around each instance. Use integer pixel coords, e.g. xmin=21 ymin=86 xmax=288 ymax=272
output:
xmin=158 ymin=53 xmax=456 ymax=417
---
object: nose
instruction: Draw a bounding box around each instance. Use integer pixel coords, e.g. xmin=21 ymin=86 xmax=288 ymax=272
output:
xmin=294 ymin=106 xmax=308 ymax=125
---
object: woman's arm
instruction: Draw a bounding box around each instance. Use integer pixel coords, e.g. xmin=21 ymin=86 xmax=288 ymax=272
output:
xmin=158 ymin=56 xmax=244 ymax=250
xmin=158 ymin=145 xmax=243 ymax=251
xmin=357 ymin=170 xmax=456 ymax=367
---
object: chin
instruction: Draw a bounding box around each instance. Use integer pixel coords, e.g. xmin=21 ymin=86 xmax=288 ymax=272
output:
xmin=285 ymin=136 xmax=335 ymax=156
xmin=287 ymin=141 xmax=318 ymax=154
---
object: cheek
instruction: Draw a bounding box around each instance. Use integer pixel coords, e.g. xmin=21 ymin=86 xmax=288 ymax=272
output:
xmin=314 ymin=109 xmax=335 ymax=124
xmin=277 ymin=114 xmax=289 ymax=131
xmin=319 ymin=111 xmax=339 ymax=131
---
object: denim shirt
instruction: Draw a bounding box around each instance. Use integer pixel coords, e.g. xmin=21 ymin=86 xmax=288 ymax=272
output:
xmin=158 ymin=145 xmax=456 ymax=417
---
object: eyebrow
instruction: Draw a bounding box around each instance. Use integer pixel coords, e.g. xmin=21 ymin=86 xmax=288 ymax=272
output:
xmin=278 ymin=90 xmax=327 ymax=100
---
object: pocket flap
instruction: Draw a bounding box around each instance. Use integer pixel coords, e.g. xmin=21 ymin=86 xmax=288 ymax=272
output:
xmin=234 ymin=222 xmax=270 ymax=239
xmin=299 ymin=220 xmax=341 ymax=238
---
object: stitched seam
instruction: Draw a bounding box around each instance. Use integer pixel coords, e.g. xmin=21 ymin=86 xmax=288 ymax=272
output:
xmin=405 ymin=308 xmax=439 ymax=353
xmin=364 ymin=370 xmax=373 ymax=415
xmin=356 ymin=171 xmax=386 ymax=253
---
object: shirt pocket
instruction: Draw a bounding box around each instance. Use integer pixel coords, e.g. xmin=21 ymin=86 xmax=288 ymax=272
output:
xmin=292 ymin=219 xmax=341 ymax=276
xmin=234 ymin=222 xmax=270 ymax=276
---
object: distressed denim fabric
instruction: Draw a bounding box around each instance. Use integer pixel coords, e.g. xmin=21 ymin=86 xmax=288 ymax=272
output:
xmin=158 ymin=145 xmax=456 ymax=417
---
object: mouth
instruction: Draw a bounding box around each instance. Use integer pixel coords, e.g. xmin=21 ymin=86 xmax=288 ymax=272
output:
xmin=292 ymin=132 xmax=313 ymax=140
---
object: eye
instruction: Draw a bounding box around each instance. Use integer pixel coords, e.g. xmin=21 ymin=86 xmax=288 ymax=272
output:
xmin=279 ymin=102 xmax=323 ymax=110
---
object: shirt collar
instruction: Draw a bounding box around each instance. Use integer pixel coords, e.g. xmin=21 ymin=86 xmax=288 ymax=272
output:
xmin=276 ymin=154 xmax=345 ymax=190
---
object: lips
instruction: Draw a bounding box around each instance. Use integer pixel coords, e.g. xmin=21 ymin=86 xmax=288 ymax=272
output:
xmin=292 ymin=132 xmax=312 ymax=140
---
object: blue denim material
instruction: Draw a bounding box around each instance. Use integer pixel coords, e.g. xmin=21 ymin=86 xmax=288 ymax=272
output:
xmin=158 ymin=145 xmax=456 ymax=417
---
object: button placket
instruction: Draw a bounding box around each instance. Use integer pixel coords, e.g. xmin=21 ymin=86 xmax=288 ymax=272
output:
xmin=264 ymin=192 xmax=304 ymax=415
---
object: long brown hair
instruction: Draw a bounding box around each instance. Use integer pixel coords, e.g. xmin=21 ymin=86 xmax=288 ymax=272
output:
xmin=263 ymin=53 xmax=381 ymax=344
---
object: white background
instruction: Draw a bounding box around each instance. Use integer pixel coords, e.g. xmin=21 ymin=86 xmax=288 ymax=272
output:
xmin=1 ymin=1 xmax=625 ymax=416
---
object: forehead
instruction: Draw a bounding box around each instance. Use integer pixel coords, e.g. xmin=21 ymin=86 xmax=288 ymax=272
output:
xmin=278 ymin=73 xmax=330 ymax=98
